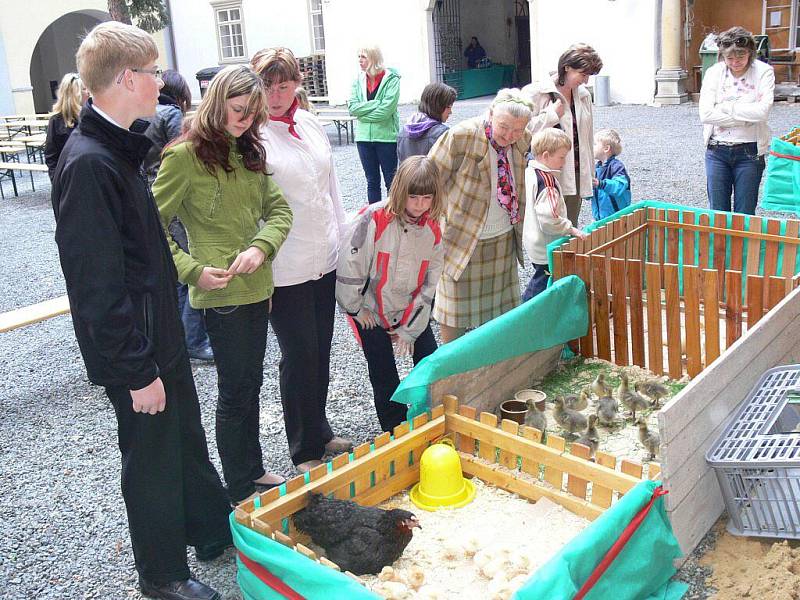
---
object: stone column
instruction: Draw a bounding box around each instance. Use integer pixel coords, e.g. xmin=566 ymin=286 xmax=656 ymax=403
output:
xmin=654 ymin=0 xmax=688 ymax=105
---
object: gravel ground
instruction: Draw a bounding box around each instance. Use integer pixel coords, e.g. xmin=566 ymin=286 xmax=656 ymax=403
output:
xmin=1 ymin=99 xmax=798 ymax=599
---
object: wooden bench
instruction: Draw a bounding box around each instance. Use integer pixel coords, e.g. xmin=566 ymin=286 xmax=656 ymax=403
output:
xmin=0 ymin=161 xmax=48 ymax=198
xmin=315 ymin=109 xmax=356 ymax=144
xmin=0 ymin=295 xmax=70 ymax=333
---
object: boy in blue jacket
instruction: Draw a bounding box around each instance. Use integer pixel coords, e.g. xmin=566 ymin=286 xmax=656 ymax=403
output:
xmin=591 ymin=128 xmax=632 ymax=220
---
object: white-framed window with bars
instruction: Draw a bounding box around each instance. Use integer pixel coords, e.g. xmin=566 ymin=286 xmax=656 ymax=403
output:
xmin=212 ymin=1 xmax=247 ymax=62
xmin=309 ymin=0 xmax=325 ymax=53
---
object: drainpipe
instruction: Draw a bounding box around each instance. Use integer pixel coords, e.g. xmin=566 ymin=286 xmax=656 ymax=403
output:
xmin=164 ymin=0 xmax=179 ymax=71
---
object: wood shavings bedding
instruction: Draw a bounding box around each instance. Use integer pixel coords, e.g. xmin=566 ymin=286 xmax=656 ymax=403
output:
xmin=358 ymin=478 xmax=590 ymax=599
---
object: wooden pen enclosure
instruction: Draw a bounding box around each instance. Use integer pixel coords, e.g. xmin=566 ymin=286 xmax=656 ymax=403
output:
xmin=551 ymin=206 xmax=800 ymax=380
xmin=233 ymin=396 xmax=650 ymax=580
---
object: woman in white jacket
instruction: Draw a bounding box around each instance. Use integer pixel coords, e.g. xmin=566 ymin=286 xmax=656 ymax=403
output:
xmin=251 ymin=48 xmax=352 ymax=474
xmin=522 ymin=44 xmax=603 ymax=226
xmin=699 ymin=27 xmax=774 ymax=215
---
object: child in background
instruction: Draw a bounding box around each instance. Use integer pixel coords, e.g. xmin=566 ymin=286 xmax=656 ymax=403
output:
xmin=522 ymin=128 xmax=587 ymax=301
xmin=336 ymin=156 xmax=444 ymax=432
xmin=592 ymin=128 xmax=631 ymax=220
xmin=295 ymin=86 xmax=314 ymax=113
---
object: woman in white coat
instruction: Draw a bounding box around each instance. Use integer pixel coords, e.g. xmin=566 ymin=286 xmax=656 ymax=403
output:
xmin=251 ymin=47 xmax=353 ymax=473
xmin=522 ymin=43 xmax=603 ymax=225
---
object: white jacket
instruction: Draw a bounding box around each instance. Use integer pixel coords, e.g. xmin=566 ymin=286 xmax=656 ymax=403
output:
xmin=523 ymin=160 xmax=574 ymax=265
xmin=699 ymin=59 xmax=775 ymax=156
xmin=260 ymin=109 xmax=347 ymax=287
xmin=336 ymin=202 xmax=443 ymax=343
xmin=522 ymin=78 xmax=594 ymax=197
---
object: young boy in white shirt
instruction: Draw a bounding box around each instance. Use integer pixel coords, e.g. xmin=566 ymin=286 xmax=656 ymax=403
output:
xmin=522 ymin=128 xmax=587 ymax=301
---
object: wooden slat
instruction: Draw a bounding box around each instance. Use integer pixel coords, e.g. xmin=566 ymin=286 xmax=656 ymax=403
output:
xmin=551 ymin=251 xmax=564 ymax=281
xmin=499 ymin=419 xmax=519 ymax=469
xmin=521 ymin=426 xmax=543 ymax=477
xmin=666 ymin=209 xmax=680 ymax=264
xmin=713 ymin=213 xmax=728 ymax=300
xmin=782 ymin=220 xmax=800 ymax=281
xmin=656 ymin=209 xmax=667 ymax=267
xmin=729 ymin=214 xmax=745 ymax=273
xmin=576 ymin=254 xmax=594 ymax=357
xmin=645 ymin=262 xmax=664 ymax=375
xmin=610 ymin=258 xmax=629 ymax=366
xmin=352 ymin=443 xmax=372 ymax=496
xmin=567 ymin=442 xmax=591 ymax=499
xmin=544 ymin=434 xmax=566 ymax=490
xmin=703 ymin=269 xmax=721 ymax=366
xmin=682 ymin=211 xmax=696 ymax=267
xmin=725 ymin=270 xmax=743 ymax=349
xmin=373 ymin=432 xmax=392 ymax=487
xmin=562 ymin=250 xmax=576 ymax=280
xmin=621 ymin=460 xmax=643 ymax=481
xmin=746 ymin=216 xmax=762 ymax=278
xmin=591 ymin=451 xmax=616 ymax=508
xmin=457 ymin=405 xmax=478 ymax=454
xmin=683 ymin=265 xmax=702 ymax=376
xmin=747 ymin=275 xmax=764 ymax=330
xmin=478 ymin=412 xmax=498 ymax=463
xmin=627 ymin=259 xmax=645 ymax=367
xmin=698 ymin=213 xmax=711 ymax=269
xmin=763 ymin=220 xmax=781 ymax=288
xmin=768 ymin=276 xmax=788 ymax=310
xmin=664 ymin=264 xmax=683 ymax=379
xmin=592 ymin=255 xmax=612 ymax=361
xmin=625 ymin=214 xmax=637 ymax=258
xmin=613 ymin=217 xmax=625 ymax=259
xmin=647 ymin=208 xmax=657 ymax=262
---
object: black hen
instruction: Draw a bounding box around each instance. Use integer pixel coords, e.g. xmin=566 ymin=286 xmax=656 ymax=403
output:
xmin=292 ymin=492 xmax=420 ymax=575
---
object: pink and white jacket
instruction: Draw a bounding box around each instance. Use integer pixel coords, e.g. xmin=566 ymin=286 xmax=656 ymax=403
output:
xmin=522 ymin=160 xmax=574 ymax=265
xmin=336 ymin=201 xmax=443 ymax=343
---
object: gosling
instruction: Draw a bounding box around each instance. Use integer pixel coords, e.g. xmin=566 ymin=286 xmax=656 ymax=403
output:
xmin=591 ymin=373 xmax=613 ymax=398
xmin=595 ymin=396 xmax=619 ymax=426
xmin=637 ymin=418 xmax=661 ymax=461
xmin=524 ymin=398 xmax=547 ymax=433
xmin=564 ymin=389 xmax=589 ymax=412
xmin=618 ymin=373 xmax=649 ymax=420
xmin=553 ymin=396 xmax=588 ymax=436
xmin=575 ymin=414 xmax=600 ymax=457
xmin=634 ymin=380 xmax=670 ymax=408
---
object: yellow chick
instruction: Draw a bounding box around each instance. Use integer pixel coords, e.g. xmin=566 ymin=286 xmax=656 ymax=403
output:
xmin=481 ymin=557 xmax=509 ymax=580
xmin=462 ymin=536 xmax=481 ymax=558
xmin=405 ymin=566 xmax=425 ymax=590
xmin=374 ymin=580 xmax=409 ymax=600
xmin=378 ymin=565 xmax=397 ymax=582
xmin=442 ymin=539 xmax=463 ymax=560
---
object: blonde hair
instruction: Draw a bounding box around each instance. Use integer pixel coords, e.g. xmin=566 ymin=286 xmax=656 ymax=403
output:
xmin=595 ymin=128 xmax=622 ymax=156
xmin=358 ymin=45 xmax=385 ymax=77
xmin=295 ymin=86 xmax=312 ymax=112
xmin=250 ymin=47 xmax=302 ymax=87
xmin=489 ymin=88 xmax=534 ymax=120
xmin=386 ymin=156 xmax=444 ymax=222
xmin=52 ymin=73 xmax=83 ymax=128
xmin=531 ymin=128 xmax=572 ymax=156
xmin=76 ymin=21 xmax=158 ymax=94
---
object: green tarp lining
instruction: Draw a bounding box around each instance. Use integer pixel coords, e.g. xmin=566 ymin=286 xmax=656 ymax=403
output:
xmin=392 ymin=275 xmax=590 ymax=422
xmin=763 ymin=133 xmax=800 ymax=214
xmin=514 ymin=480 xmax=688 ymax=600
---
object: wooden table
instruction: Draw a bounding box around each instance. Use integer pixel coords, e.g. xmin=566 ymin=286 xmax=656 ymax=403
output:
xmin=316 ymin=109 xmax=356 ymax=144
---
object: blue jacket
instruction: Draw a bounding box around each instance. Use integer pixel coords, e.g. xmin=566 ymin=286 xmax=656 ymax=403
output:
xmin=592 ymin=155 xmax=631 ymax=220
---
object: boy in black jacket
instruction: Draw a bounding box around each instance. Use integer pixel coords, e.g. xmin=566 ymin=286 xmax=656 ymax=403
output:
xmin=51 ymin=22 xmax=231 ymax=600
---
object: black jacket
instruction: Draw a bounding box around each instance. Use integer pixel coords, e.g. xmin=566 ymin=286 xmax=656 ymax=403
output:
xmin=51 ymin=102 xmax=185 ymax=390
xmin=142 ymin=93 xmax=184 ymax=184
xmin=44 ymin=113 xmax=75 ymax=182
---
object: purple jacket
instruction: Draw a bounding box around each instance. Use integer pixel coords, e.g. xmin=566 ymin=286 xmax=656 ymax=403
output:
xmin=396 ymin=112 xmax=448 ymax=163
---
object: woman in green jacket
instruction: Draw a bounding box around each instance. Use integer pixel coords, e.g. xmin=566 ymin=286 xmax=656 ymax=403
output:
xmin=348 ymin=45 xmax=401 ymax=203
xmin=153 ymin=65 xmax=293 ymax=504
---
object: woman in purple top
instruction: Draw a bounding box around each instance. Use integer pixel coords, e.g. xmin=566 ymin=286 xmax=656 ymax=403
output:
xmin=396 ymin=82 xmax=456 ymax=163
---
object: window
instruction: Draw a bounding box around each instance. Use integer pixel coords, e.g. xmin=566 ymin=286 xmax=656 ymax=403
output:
xmin=212 ymin=1 xmax=247 ymax=62
xmin=309 ymin=0 xmax=325 ymax=53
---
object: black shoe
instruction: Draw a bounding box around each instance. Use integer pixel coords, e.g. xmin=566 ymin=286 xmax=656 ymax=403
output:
xmin=139 ymin=577 xmax=221 ymax=600
xmin=195 ymin=538 xmax=233 ymax=562
xmin=188 ymin=346 xmax=214 ymax=362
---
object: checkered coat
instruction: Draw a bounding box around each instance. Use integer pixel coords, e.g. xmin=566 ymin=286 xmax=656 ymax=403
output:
xmin=427 ymin=116 xmax=532 ymax=281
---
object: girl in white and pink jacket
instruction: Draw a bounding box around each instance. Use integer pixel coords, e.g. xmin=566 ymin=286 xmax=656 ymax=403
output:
xmin=336 ymin=156 xmax=444 ymax=432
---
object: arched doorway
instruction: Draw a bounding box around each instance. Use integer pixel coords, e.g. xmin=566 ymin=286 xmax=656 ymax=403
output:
xmin=29 ymin=10 xmax=108 ymax=113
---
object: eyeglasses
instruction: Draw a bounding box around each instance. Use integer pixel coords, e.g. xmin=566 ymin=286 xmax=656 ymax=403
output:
xmin=719 ymin=36 xmax=750 ymax=49
xmin=116 ymin=66 xmax=163 ymax=84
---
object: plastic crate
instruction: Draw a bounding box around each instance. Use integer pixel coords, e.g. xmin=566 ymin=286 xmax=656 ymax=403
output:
xmin=706 ymin=365 xmax=800 ymax=538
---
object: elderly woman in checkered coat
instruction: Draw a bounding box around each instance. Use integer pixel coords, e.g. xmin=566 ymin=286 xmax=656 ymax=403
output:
xmin=428 ymin=89 xmax=536 ymax=342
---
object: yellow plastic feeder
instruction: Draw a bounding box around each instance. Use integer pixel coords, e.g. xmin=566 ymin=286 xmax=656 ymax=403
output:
xmin=410 ymin=439 xmax=476 ymax=511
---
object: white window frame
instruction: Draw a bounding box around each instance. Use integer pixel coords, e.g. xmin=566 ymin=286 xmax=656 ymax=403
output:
xmin=211 ymin=0 xmax=248 ymax=63
xmin=308 ymin=0 xmax=325 ymax=54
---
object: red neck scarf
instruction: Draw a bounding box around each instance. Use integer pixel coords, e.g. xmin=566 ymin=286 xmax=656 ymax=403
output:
xmin=366 ymin=70 xmax=385 ymax=95
xmin=269 ymin=97 xmax=301 ymax=139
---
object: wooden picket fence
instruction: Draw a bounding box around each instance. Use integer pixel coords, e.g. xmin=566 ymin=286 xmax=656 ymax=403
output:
xmin=551 ymin=207 xmax=800 ymax=379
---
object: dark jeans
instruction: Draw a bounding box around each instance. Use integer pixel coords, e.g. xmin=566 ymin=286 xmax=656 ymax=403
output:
xmin=522 ymin=263 xmax=551 ymax=302
xmin=705 ymin=142 xmax=765 ymax=215
xmin=203 ymin=300 xmax=269 ymax=503
xmin=105 ymin=356 xmax=232 ymax=584
xmin=354 ymin=320 xmax=438 ymax=432
xmin=269 ymin=272 xmax=336 ymax=465
xmin=176 ymin=283 xmax=211 ymax=353
xmin=356 ymin=141 xmax=398 ymax=203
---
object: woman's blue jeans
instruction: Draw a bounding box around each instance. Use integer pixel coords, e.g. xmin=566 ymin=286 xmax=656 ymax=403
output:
xmin=705 ymin=142 xmax=765 ymax=215
xmin=356 ymin=141 xmax=398 ymax=203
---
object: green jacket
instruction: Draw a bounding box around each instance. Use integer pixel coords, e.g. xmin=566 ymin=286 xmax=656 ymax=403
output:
xmin=152 ymin=140 xmax=292 ymax=309
xmin=348 ymin=68 xmax=401 ymax=143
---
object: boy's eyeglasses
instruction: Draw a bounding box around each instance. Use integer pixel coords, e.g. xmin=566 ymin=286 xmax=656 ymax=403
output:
xmin=116 ymin=67 xmax=163 ymax=84
xmin=719 ymin=36 xmax=750 ymax=49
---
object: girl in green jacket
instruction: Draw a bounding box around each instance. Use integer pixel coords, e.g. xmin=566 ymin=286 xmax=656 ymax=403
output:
xmin=348 ymin=45 xmax=401 ymax=204
xmin=153 ymin=65 xmax=293 ymax=504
